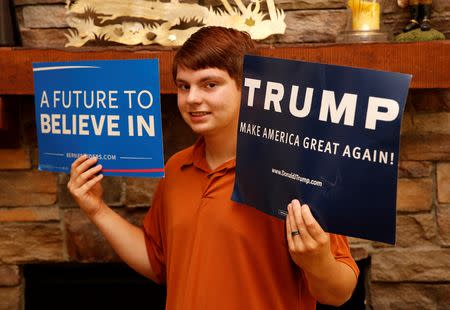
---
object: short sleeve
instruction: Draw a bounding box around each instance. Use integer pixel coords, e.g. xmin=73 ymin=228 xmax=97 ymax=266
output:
xmin=329 ymin=234 xmax=360 ymax=279
xmin=143 ymin=178 xmax=167 ymax=284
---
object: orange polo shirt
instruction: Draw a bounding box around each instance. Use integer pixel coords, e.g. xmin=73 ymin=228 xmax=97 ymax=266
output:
xmin=143 ymin=138 xmax=359 ymax=310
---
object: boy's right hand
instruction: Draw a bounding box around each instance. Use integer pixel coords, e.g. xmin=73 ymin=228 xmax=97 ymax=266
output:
xmin=67 ymin=155 xmax=105 ymax=218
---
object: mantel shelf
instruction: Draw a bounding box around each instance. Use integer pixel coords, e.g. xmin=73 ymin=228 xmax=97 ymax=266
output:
xmin=1 ymin=41 xmax=449 ymax=95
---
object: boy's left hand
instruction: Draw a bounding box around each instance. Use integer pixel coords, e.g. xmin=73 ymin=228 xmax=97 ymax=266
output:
xmin=286 ymin=199 xmax=334 ymax=275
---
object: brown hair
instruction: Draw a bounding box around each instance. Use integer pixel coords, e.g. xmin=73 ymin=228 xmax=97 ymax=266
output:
xmin=172 ymin=26 xmax=256 ymax=86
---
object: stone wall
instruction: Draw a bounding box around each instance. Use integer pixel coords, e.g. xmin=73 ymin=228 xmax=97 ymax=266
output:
xmin=12 ymin=0 xmax=450 ymax=48
xmin=1 ymin=1 xmax=450 ymax=309
xmin=365 ymin=89 xmax=450 ymax=308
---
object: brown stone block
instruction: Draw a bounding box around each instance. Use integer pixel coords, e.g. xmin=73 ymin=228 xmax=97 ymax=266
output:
xmin=185 ymin=0 xmax=345 ymax=10
xmin=64 ymin=209 xmax=119 ymax=262
xmin=400 ymin=111 xmax=413 ymax=134
xmin=0 ymin=207 xmax=59 ymax=222
xmin=125 ymin=177 xmax=160 ymax=207
xmin=348 ymin=236 xmax=372 ymax=245
xmin=0 ymin=286 xmax=21 ymax=310
xmin=371 ymin=248 xmax=450 ymax=282
xmin=383 ymin=14 xmax=409 ymax=36
xmin=14 ymin=0 xmax=65 ymax=5
xmin=20 ymin=28 xmax=68 ymax=48
xmin=433 ymin=0 xmax=450 ymax=13
xmin=398 ymin=161 xmax=432 ymax=178
xmin=0 ymin=223 xmax=63 ymax=263
xmin=0 ymin=265 xmax=20 ymax=286
xmin=64 ymin=208 xmax=146 ymax=262
xmin=0 ymin=148 xmax=31 ymax=170
xmin=58 ymin=174 xmax=122 ymax=207
xmin=262 ymin=10 xmax=347 ymax=44
xmin=396 ymin=214 xmax=436 ymax=247
xmin=22 ymin=5 xmax=67 ymax=28
xmin=262 ymin=0 xmax=345 ymax=10
xmin=397 ymin=178 xmax=433 ymax=212
xmin=400 ymin=134 xmax=450 ymax=161
xmin=372 ymin=213 xmax=437 ymax=248
xmin=349 ymin=246 xmax=369 ymax=261
xmin=383 ymin=1 xmax=405 ymax=13
xmin=402 ymin=112 xmax=450 ymax=135
xmin=437 ymin=205 xmax=450 ymax=246
xmin=409 ymin=89 xmax=450 ymax=113
xmin=437 ymin=162 xmax=450 ymax=203
xmin=370 ymin=283 xmax=450 ymax=310
xmin=401 ymin=111 xmax=450 ymax=136
xmin=0 ymin=171 xmax=57 ymax=206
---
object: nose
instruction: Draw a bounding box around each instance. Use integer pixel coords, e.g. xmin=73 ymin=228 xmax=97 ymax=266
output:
xmin=186 ymin=86 xmax=202 ymax=105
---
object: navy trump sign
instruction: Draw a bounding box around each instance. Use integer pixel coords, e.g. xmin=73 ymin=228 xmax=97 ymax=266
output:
xmin=232 ymin=55 xmax=412 ymax=244
xmin=33 ymin=59 xmax=164 ymax=178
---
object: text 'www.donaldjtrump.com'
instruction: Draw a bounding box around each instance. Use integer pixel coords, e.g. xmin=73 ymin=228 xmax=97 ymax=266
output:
xmin=271 ymin=168 xmax=323 ymax=187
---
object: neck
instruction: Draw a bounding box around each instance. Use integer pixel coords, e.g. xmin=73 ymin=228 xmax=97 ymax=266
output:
xmin=204 ymin=131 xmax=237 ymax=170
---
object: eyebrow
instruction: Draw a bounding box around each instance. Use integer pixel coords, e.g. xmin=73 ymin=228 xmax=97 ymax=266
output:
xmin=175 ymin=75 xmax=226 ymax=84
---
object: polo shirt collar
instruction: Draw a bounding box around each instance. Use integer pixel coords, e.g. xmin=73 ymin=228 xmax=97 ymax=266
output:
xmin=181 ymin=137 xmax=236 ymax=173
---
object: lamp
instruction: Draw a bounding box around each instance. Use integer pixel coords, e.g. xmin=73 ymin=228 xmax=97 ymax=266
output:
xmin=337 ymin=0 xmax=389 ymax=43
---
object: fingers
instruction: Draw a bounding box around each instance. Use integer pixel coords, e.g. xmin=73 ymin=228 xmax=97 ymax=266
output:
xmin=286 ymin=201 xmax=307 ymax=253
xmin=68 ymin=155 xmax=102 ymax=191
xmin=288 ymin=202 xmax=298 ymax=236
xmin=79 ymin=173 xmax=104 ymax=193
xmin=291 ymin=199 xmax=316 ymax=245
xmin=81 ymin=163 xmax=103 ymax=181
xmin=70 ymin=154 xmax=88 ymax=171
xmin=286 ymin=200 xmax=332 ymax=269
xmin=70 ymin=156 xmax=98 ymax=179
xmin=285 ymin=214 xmax=295 ymax=250
xmin=74 ymin=156 xmax=99 ymax=175
xmin=287 ymin=199 xmax=327 ymax=244
xmin=301 ymin=203 xmax=326 ymax=240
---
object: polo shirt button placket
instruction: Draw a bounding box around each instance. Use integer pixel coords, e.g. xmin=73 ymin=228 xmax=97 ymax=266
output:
xmin=208 ymin=167 xmax=228 ymax=178
xmin=203 ymin=168 xmax=229 ymax=197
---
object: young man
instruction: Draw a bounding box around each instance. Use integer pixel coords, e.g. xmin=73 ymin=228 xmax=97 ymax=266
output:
xmin=68 ymin=26 xmax=359 ymax=309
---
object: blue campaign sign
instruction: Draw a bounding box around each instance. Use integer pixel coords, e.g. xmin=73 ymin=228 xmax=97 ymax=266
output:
xmin=33 ymin=59 xmax=164 ymax=178
xmin=232 ymin=55 xmax=412 ymax=244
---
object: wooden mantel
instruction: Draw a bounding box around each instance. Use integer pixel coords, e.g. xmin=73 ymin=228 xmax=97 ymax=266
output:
xmin=0 ymin=40 xmax=449 ymax=95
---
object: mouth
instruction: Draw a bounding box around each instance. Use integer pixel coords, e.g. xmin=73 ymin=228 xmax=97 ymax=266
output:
xmin=189 ymin=112 xmax=211 ymax=116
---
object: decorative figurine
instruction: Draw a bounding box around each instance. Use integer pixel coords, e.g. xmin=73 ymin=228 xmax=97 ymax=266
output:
xmin=398 ymin=0 xmax=432 ymax=32
xmin=395 ymin=0 xmax=444 ymax=41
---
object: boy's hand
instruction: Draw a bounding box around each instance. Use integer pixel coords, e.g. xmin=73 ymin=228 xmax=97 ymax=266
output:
xmin=67 ymin=155 xmax=105 ymax=218
xmin=286 ymin=199 xmax=357 ymax=305
xmin=286 ymin=199 xmax=334 ymax=276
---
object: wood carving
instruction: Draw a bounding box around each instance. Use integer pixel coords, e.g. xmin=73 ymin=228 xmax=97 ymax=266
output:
xmin=65 ymin=0 xmax=286 ymax=47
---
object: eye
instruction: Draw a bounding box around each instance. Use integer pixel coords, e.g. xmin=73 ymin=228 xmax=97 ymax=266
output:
xmin=177 ymin=83 xmax=189 ymax=91
xmin=205 ymin=82 xmax=217 ymax=89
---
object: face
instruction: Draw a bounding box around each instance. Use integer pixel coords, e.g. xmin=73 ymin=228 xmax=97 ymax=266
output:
xmin=175 ymin=66 xmax=241 ymax=139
